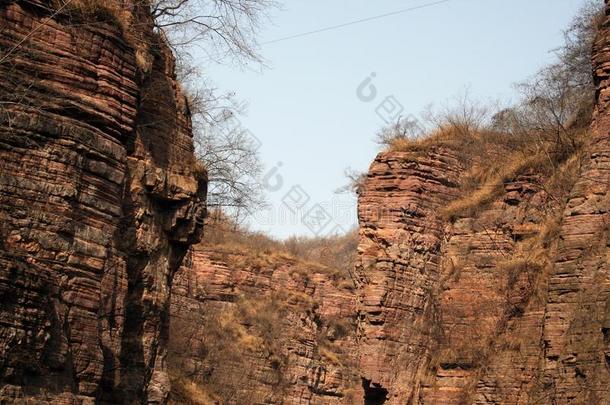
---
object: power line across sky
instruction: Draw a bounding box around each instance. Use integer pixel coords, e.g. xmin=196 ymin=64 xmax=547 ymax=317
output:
xmin=261 ymin=0 xmax=455 ymax=45
xmin=199 ymin=0 xmax=458 ymax=65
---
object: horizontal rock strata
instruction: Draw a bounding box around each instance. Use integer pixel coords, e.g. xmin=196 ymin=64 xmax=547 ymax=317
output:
xmin=169 ymin=245 xmax=362 ymax=404
xmin=354 ymin=3 xmax=610 ymax=403
xmin=0 ymin=1 xmax=205 ymax=403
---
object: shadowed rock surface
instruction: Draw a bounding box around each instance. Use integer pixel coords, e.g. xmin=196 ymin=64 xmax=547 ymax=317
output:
xmin=0 ymin=1 xmax=205 ymax=403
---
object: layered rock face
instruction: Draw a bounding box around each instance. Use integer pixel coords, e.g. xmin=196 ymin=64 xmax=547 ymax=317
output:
xmin=169 ymin=244 xmax=362 ymax=404
xmin=3 ymin=1 xmax=610 ymax=404
xmin=0 ymin=1 xmax=205 ymax=403
xmin=540 ymin=3 xmax=610 ymax=402
xmin=354 ymin=3 xmax=610 ymax=404
xmin=355 ymin=148 xmax=462 ymax=403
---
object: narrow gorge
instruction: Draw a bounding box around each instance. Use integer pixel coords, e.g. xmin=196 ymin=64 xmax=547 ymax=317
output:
xmin=1 ymin=1 xmax=610 ymax=404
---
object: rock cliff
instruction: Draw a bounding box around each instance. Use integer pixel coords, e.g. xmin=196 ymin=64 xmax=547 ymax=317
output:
xmin=355 ymin=147 xmax=462 ymax=403
xmin=169 ymin=242 xmax=362 ymax=404
xmin=3 ymin=1 xmax=610 ymax=404
xmin=354 ymin=2 xmax=610 ymax=404
xmin=0 ymin=1 xmax=205 ymax=403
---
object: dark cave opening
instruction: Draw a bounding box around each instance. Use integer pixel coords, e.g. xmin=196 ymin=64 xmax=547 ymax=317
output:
xmin=362 ymin=378 xmax=389 ymax=405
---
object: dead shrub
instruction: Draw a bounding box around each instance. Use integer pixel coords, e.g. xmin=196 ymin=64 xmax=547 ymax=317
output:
xmin=50 ymin=0 xmax=127 ymax=27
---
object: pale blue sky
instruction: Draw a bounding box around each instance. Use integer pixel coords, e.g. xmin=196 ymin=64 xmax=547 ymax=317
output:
xmin=197 ymin=0 xmax=590 ymax=239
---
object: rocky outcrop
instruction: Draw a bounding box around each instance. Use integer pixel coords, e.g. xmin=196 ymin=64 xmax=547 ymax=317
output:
xmin=169 ymin=245 xmax=362 ymax=404
xmin=3 ymin=1 xmax=610 ymax=404
xmin=539 ymin=2 xmax=610 ymax=402
xmin=354 ymin=147 xmax=462 ymax=403
xmin=0 ymin=1 xmax=205 ymax=403
xmin=354 ymin=3 xmax=610 ymax=404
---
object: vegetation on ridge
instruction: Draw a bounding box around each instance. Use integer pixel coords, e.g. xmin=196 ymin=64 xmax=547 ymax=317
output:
xmin=168 ymin=216 xmax=360 ymax=404
xmin=371 ymin=1 xmax=603 ymax=222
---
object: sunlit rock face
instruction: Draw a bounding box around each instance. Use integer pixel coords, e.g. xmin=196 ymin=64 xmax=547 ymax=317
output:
xmin=355 ymin=3 xmax=610 ymax=403
xmin=0 ymin=1 xmax=205 ymax=403
xmin=2 ymin=0 xmax=610 ymax=404
xmin=170 ymin=246 xmax=363 ymax=404
xmin=355 ymin=148 xmax=463 ymax=404
xmin=539 ymin=2 xmax=610 ymax=402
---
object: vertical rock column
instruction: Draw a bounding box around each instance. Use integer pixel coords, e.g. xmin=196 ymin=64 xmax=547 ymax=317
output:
xmin=355 ymin=148 xmax=461 ymax=404
xmin=542 ymin=1 xmax=610 ymax=403
xmin=0 ymin=1 xmax=205 ymax=403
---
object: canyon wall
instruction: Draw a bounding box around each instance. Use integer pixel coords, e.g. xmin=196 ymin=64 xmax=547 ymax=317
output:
xmin=540 ymin=2 xmax=610 ymax=401
xmin=354 ymin=2 xmax=610 ymax=404
xmin=2 ymin=1 xmax=610 ymax=404
xmin=355 ymin=148 xmax=462 ymax=403
xmin=0 ymin=1 xmax=205 ymax=403
xmin=169 ymin=243 xmax=362 ymax=404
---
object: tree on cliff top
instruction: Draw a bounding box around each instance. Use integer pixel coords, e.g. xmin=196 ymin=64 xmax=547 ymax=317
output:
xmin=151 ymin=0 xmax=278 ymax=220
xmin=379 ymin=0 xmax=604 ymax=157
xmin=151 ymin=0 xmax=278 ymax=63
xmin=508 ymin=0 xmax=604 ymax=139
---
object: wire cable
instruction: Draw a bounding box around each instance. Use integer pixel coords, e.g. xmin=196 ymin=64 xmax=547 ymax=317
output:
xmin=261 ymin=0 xmax=454 ymax=45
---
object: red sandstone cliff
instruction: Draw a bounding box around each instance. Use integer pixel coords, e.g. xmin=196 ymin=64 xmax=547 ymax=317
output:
xmin=355 ymin=147 xmax=462 ymax=403
xmin=3 ymin=1 xmax=610 ymax=404
xmin=354 ymin=2 xmax=610 ymax=404
xmin=169 ymin=242 xmax=362 ymax=404
xmin=0 ymin=1 xmax=205 ymax=403
xmin=164 ymin=3 xmax=610 ymax=402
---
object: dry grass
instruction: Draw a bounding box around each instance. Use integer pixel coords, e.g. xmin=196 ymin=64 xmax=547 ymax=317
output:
xmin=50 ymin=0 xmax=128 ymax=29
xmin=337 ymin=278 xmax=356 ymax=291
xmin=428 ymin=152 xmax=577 ymax=390
xmin=169 ymin=222 xmax=360 ymax=401
xmin=314 ymin=317 xmax=356 ymax=369
xmin=319 ymin=346 xmax=342 ymax=365
xmin=442 ymin=151 xmax=546 ymax=221
xmin=192 ymin=159 xmax=208 ymax=181
xmin=215 ymin=309 xmax=262 ymax=351
xmin=169 ymin=296 xmax=287 ymax=405
xmin=384 ymin=99 xmax=588 ymax=224
xmin=215 ymin=247 xmax=283 ymax=270
xmin=203 ymin=214 xmax=358 ymax=289
xmin=214 ymin=295 xmax=286 ymax=353
xmin=169 ymin=376 xmax=219 ymax=405
xmin=168 ymin=293 xmax=290 ymax=402
xmin=386 ymin=125 xmax=465 ymax=154
xmin=166 ymin=225 xmax=362 ymax=404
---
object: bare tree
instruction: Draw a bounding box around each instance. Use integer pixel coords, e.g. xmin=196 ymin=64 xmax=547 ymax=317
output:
xmin=157 ymin=0 xmax=277 ymax=221
xmin=179 ymin=67 xmax=266 ymax=221
xmin=373 ymin=90 xmax=491 ymax=153
xmin=374 ymin=115 xmax=426 ymax=148
xmin=194 ymin=115 xmax=265 ymax=221
xmin=150 ymin=0 xmax=278 ymax=63
xmin=423 ymin=90 xmax=491 ymax=136
xmin=1 ymin=0 xmax=273 ymax=223
xmin=556 ymin=0 xmax=605 ymax=92
xmin=494 ymin=1 xmax=604 ymax=154
xmin=336 ymin=167 xmax=366 ymax=196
